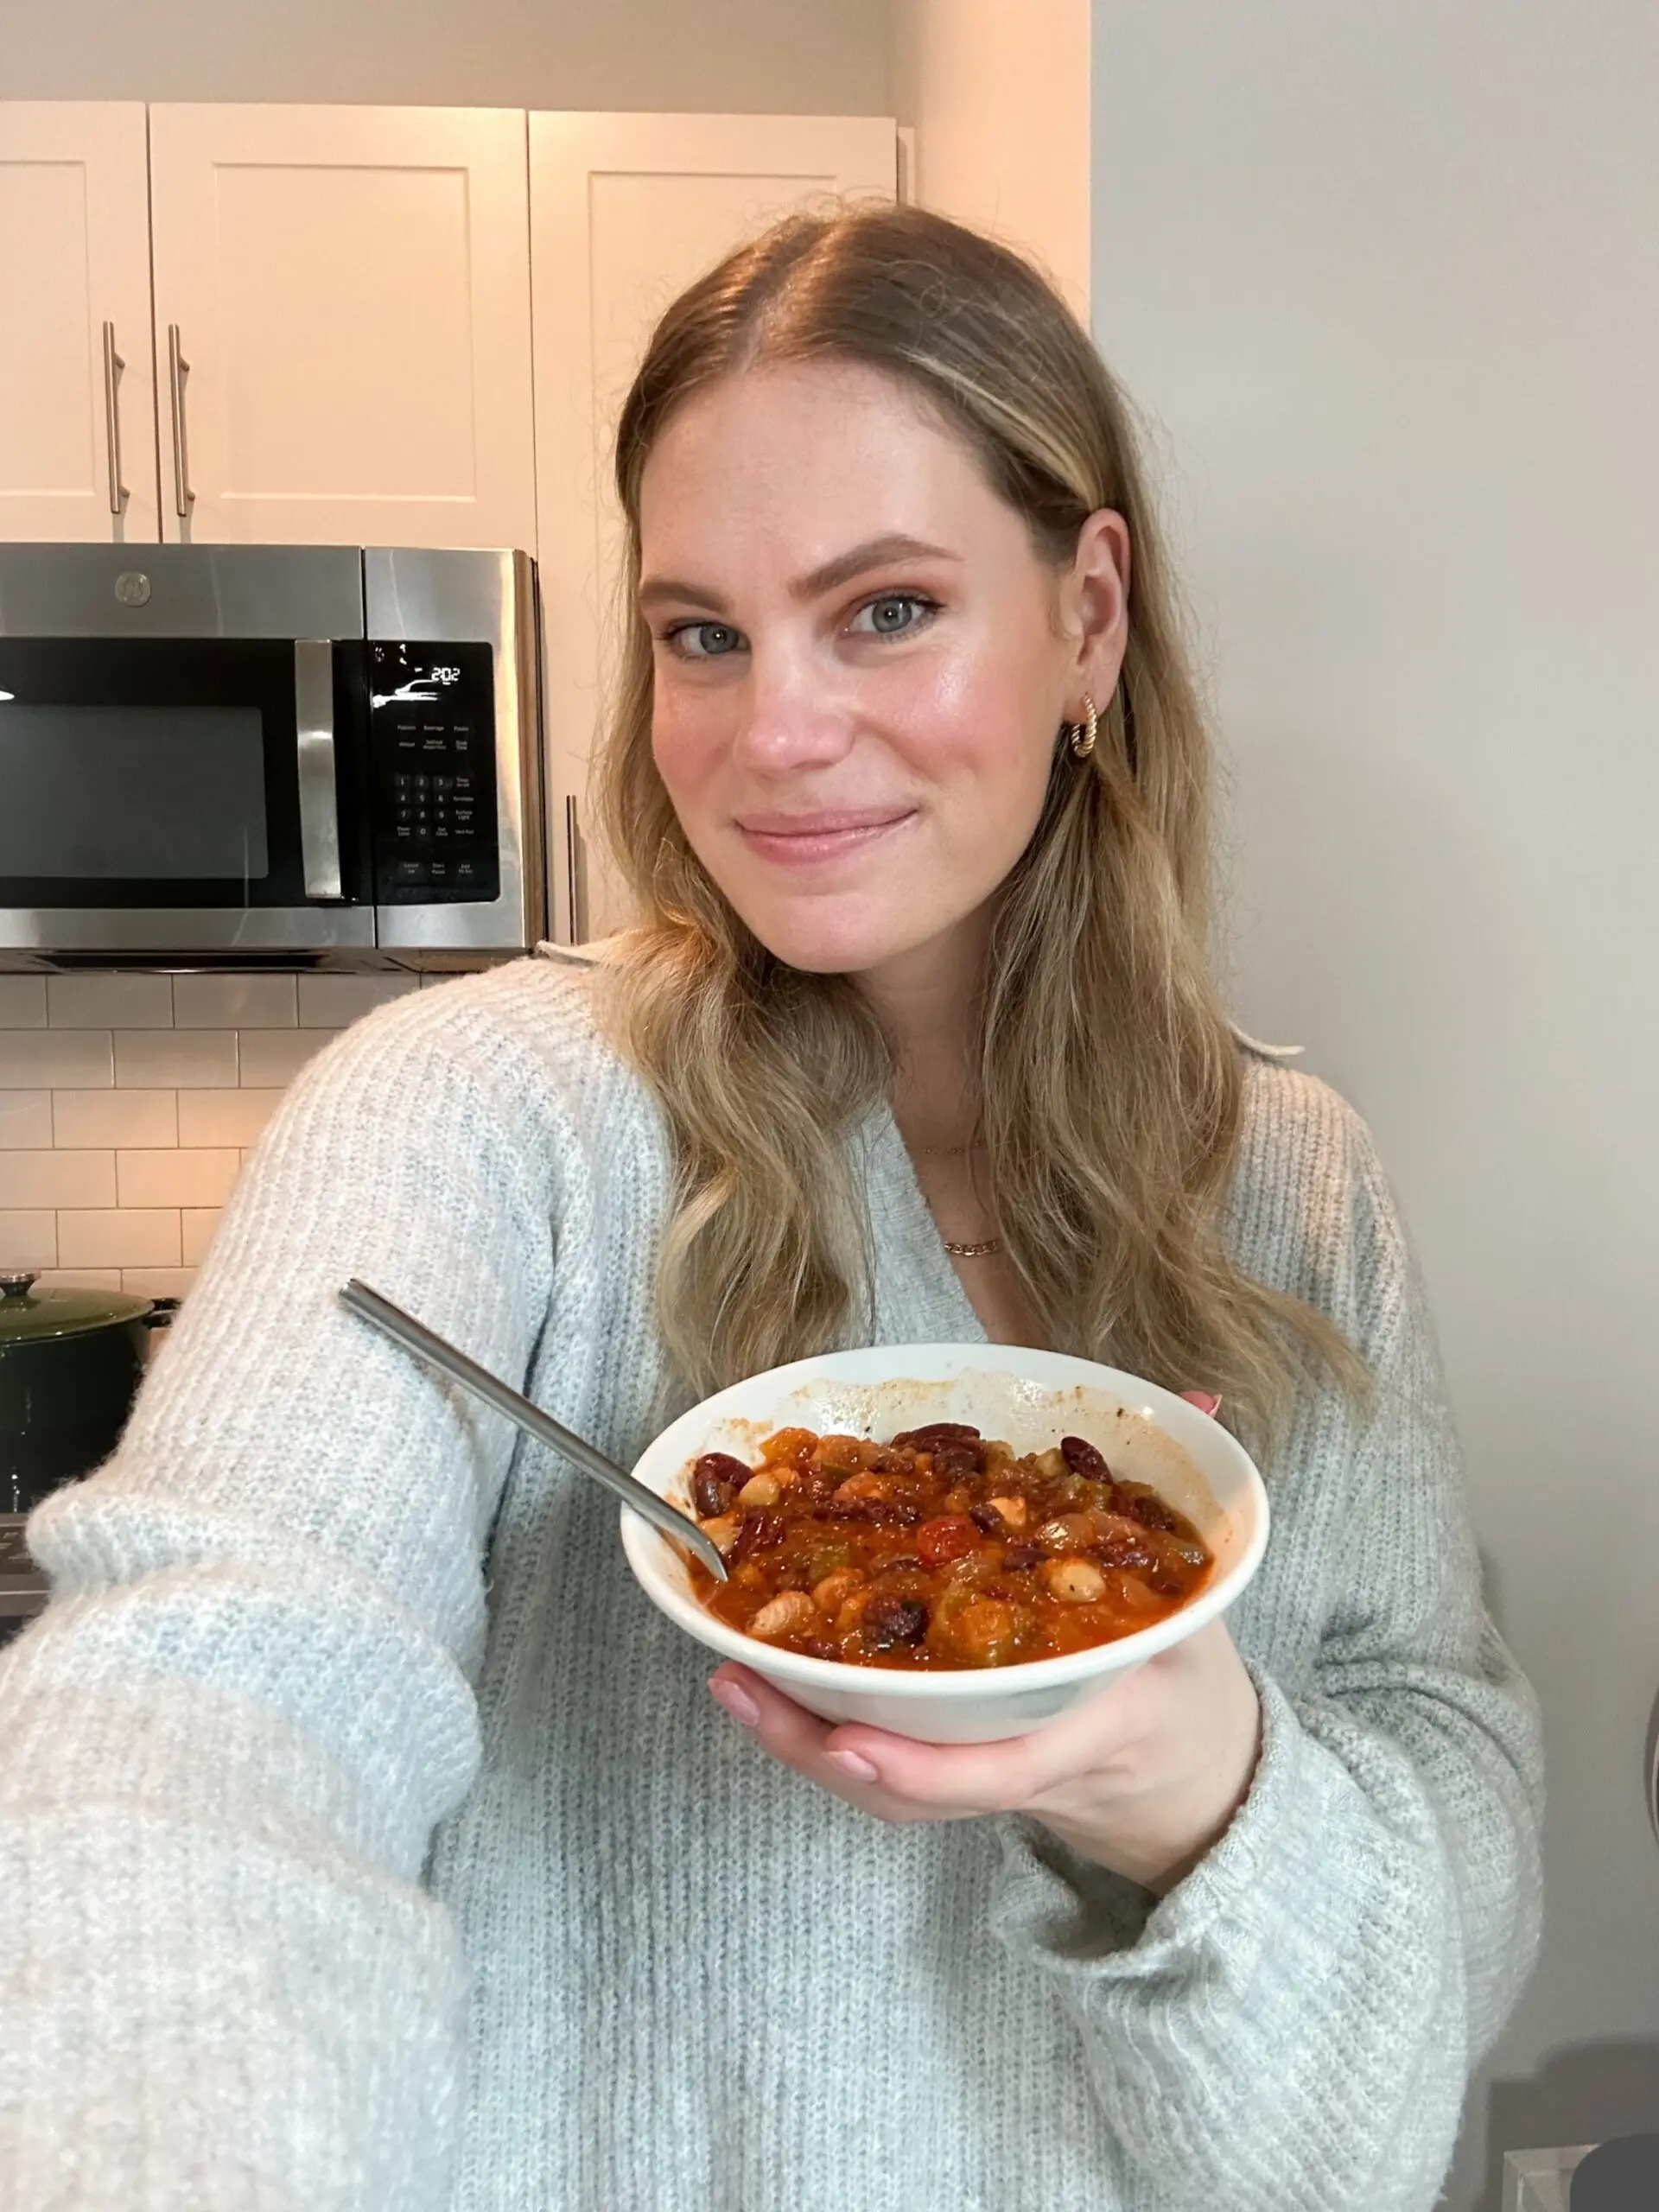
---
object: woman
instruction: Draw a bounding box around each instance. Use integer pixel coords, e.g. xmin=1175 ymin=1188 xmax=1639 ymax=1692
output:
xmin=0 ymin=207 xmax=1541 ymax=2210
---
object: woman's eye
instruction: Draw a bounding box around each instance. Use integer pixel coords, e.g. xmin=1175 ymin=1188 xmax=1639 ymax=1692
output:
xmin=666 ymin=620 xmax=745 ymax=659
xmin=851 ymin=594 xmax=937 ymax=639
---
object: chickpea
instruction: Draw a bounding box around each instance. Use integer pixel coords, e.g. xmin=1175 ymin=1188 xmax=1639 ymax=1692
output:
xmin=988 ymin=1495 xmax=1027 ymax=1530
xmin=699 ymin=1514 xmax=741 ymax=1558
xmin=812 ymin=1566 xmax=866 ymax=1618
xmin=735 ymin=1472 xmax=781 ymax=1509
xmin=1044 ymin=1557 xmax=1106 ymax=1605
xmin=748 ymin=1592 xmax=818 ymax=1642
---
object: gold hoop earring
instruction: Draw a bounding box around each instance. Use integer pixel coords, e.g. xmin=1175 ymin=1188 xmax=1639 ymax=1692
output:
xmin=1069 ymin=693 xmax=1099 ymax=760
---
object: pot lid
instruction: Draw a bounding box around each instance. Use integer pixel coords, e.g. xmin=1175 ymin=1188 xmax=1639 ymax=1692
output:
xmin=0 ymin=1268 xmax=154 ymax=1344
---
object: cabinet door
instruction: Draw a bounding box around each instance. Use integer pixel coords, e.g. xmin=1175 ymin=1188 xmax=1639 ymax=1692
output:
xmin=0 ymin=103 xmax=160 ymax=543
xmin=531 ymin=113 xmax=897 ymax=942
xmin=148 ymin=105 xmax=535 ymax=552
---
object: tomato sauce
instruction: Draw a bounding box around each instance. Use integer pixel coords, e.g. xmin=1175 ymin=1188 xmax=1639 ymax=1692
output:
xmin=683 ymin=1421 xmax=1212 ymax=1670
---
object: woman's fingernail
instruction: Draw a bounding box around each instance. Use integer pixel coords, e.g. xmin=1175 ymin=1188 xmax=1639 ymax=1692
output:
xmin=1188 ymin=1391 xmax=1222 ymax=1419
xmin=827 ymin=1749 xmax=879 ymax=1784
xmin=710 ymin=1679 xmax=760 ymax=1728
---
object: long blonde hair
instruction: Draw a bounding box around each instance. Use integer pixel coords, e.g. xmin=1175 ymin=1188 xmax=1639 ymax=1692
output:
xmin=594 ymin=204 xmax=1361 ymax=1452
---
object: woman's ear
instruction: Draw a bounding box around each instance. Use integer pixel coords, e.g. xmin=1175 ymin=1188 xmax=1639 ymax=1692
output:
xmin=1061 ymin=508 xmax=1132 ymax=707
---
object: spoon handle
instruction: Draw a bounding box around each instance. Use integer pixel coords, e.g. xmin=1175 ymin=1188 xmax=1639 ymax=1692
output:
xmin=338 ymin=1278 xmax=728 ymax=1581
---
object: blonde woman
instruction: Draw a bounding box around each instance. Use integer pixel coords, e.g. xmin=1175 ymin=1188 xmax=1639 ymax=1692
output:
xmin=0 ymin=209 xmax=1541 ymax=2212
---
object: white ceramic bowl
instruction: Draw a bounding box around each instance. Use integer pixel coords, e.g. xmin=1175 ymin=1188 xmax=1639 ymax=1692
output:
xmin=621 ymin=1342 xmax=1268 ymax=1744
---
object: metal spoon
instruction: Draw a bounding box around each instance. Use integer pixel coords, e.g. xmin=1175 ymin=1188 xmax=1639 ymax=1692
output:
xmin=338 ymin=1277 xmax=728 ymax=1581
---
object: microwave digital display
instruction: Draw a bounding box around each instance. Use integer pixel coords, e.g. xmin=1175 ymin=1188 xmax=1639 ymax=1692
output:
xmin=0 ymin=703 xmax=270 ymax=880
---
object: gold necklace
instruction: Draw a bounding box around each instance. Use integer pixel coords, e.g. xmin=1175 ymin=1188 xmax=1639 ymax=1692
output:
xmin=902 ymin=1134 xmax=999 ymax=1255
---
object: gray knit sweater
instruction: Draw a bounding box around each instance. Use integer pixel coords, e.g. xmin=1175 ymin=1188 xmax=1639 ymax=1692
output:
xmin=0 ymin=947 xmax=1542 ymax=2212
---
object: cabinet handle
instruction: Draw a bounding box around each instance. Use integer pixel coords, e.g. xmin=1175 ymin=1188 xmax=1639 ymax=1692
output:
xmin=563 ymin=794 xmax=588 ymax=944
xmin=295 ymin=640 xmax=343 ymax=900
xmin=101 ymin=321 xmax=128 ymax=515
xmin=167 ymin=323 xmax=194 ymax=518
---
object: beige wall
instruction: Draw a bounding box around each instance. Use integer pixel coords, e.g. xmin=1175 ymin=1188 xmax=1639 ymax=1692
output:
xmin=0 ymin=0 xmax=891 ymax=112
xmin=1089 ymin=2 xmax=1659 ymax=2202
xmin=893 ymin=0 xmax=1090 ymax=315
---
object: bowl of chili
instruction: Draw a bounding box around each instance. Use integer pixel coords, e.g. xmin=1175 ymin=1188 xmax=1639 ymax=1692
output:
xmin=620 ymin=1342 xmax=1268 ymax=1744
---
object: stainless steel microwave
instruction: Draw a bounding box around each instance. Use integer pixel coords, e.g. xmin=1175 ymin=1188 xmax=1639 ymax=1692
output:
xmin=0 ymin=543 xmax=544 ymax=971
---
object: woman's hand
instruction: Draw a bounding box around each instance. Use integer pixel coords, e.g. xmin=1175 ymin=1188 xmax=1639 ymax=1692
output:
xmin=706 ymin=1391 xmax=1263 ymax=1897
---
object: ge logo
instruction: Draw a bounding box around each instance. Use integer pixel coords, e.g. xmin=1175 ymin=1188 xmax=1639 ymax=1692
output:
xmin=114 ymin=571 xmax=151 ymax=607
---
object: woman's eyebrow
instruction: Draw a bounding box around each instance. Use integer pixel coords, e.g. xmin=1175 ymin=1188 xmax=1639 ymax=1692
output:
xmin=637 ymin=533 xmax=960 ymax=615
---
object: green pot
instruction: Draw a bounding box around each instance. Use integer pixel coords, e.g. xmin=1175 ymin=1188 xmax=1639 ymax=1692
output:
xmin=0 ymin=1269 xmax=177 ymax=1515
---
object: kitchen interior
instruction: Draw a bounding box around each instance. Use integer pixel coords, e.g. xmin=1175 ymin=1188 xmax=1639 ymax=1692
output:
xmin=3 ymin=3 xmax=1657 ymax=2208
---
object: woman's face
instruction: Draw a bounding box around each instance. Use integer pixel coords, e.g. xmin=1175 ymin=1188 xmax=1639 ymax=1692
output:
xmin=637 ymin=359 xmax=1128 ymax=982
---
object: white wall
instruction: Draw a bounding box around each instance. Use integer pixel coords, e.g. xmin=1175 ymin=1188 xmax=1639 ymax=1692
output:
xmin=1089 ymin=3 xmax=1659 ymax=2202
xmin=892 ymin=0 xmax=1090 ymax=316
xmin=0 ymin=0 xmax=890 ymax=112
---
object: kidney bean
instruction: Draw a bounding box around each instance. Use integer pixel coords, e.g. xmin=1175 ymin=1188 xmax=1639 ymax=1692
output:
xmin=732 ymin=1509 xmax=785 ymax=1560
xmin=891 ymin=1422 xmax=980 ymax=1452
xmin=1060 ymin=1434 xmax=1111 ymax=1482
xmin=861 ymin=1592 xmax=929 ymax=1649
xmin=1000 ymin=1541 xmax=1044 ymax=1572
xmin=692 ymin=1452 xmax=752 ymax=1516
xmin=969 ymin=1503 xmax=1005 ymax=1535
xmin=1125 ymin=1491 xmax=1180 ymax=1533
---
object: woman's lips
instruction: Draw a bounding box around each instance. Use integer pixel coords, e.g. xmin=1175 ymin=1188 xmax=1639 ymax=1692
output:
xmin=735 ymin=811 xmax=915 ymax=867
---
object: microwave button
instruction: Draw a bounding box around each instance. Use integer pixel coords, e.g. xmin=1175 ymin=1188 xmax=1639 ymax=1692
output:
xmin=454 ymin=860 xmax=480 ymax=888
xmin=428 ymin=858 xmax=450 ymax=883
xmin=393 ymin=859 xmax=429 ymax=887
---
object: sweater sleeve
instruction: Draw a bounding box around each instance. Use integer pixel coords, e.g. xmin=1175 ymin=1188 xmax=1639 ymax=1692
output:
xmin=0 ymin=988 xmax=562 ymax=2211
xmin=988 ymin=1095 xmax=1545 ymax=2212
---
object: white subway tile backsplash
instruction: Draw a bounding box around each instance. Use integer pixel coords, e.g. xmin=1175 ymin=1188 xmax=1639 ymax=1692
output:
xmin=0 ymin=1092 xmax=54 ymax=1149
xmin=173 ymin=973 xmax=298 ymax=1029
xmin=115 ymin=1031 xmax=238 ymax=1089
xmin=54 ymin=1089 xmax=178 ymax=1149
xmin=181 ymin=1209 xmax=222 ymax=1266
xmin=35 ymin=1269 xmax=124 ymax=1290
xmin=0 ymin=1211 xmax=57 ymax=1268
xmin=177 ymin=1089 xmax=285 ymax=1148
xmin=58 ymin=1209 xmax=181 ymax=1268
xmin=118 ymin=1149 xmax=241 ymax=1209
xmin=121 ymin=1267 xmax=198 ymax=1299
xmin=5 ymin=962 xmax=437 ymax=1315
xmin=0 ymin=1152 xmax=118 ymax=1210
xmin=0 ymin=1031 xmax=114 ymax=1088
xmin=297 ymin=975 xmax=419 ymax=1027
xmin=238 ymin=1028 xmax=338 ymax=1087
xmin=48 ymin=973 xmax=174 ymax=1029
xmin=0 ymin=979 xmax=48 ymax=1028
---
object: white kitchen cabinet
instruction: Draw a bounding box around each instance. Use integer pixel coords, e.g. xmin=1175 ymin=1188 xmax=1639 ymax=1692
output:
xmin=147 ymin=105 xmax=536 ymax=552
xmin=0 ymin=103 xmax=161 ymax=543
xmin=530 ymin=112 xmax=898 ymax=941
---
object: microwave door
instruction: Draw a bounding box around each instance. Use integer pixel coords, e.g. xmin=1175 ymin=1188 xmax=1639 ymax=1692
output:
xmin=0 ymin=633 xmax=373 ymax=962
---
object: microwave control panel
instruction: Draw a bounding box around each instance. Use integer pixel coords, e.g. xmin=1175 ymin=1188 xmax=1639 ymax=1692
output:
xmin=368 ymin=642 xmax=500 ymax=902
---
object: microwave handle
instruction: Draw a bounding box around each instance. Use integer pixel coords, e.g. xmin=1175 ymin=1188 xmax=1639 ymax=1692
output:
xmin=295 ymin=640 xmax=343 ymax=900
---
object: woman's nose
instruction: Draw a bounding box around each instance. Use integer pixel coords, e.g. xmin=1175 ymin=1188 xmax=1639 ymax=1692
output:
xmin=730 ymin=648 xmax=855 ymax=775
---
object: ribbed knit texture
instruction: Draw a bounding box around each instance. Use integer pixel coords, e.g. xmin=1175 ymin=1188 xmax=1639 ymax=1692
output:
xmin=0 ymin=946 xmax=1542 ymax=2212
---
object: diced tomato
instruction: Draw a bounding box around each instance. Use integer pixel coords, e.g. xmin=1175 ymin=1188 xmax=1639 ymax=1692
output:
xmin=915 ymin=1514 xmax=978 ymax=1567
